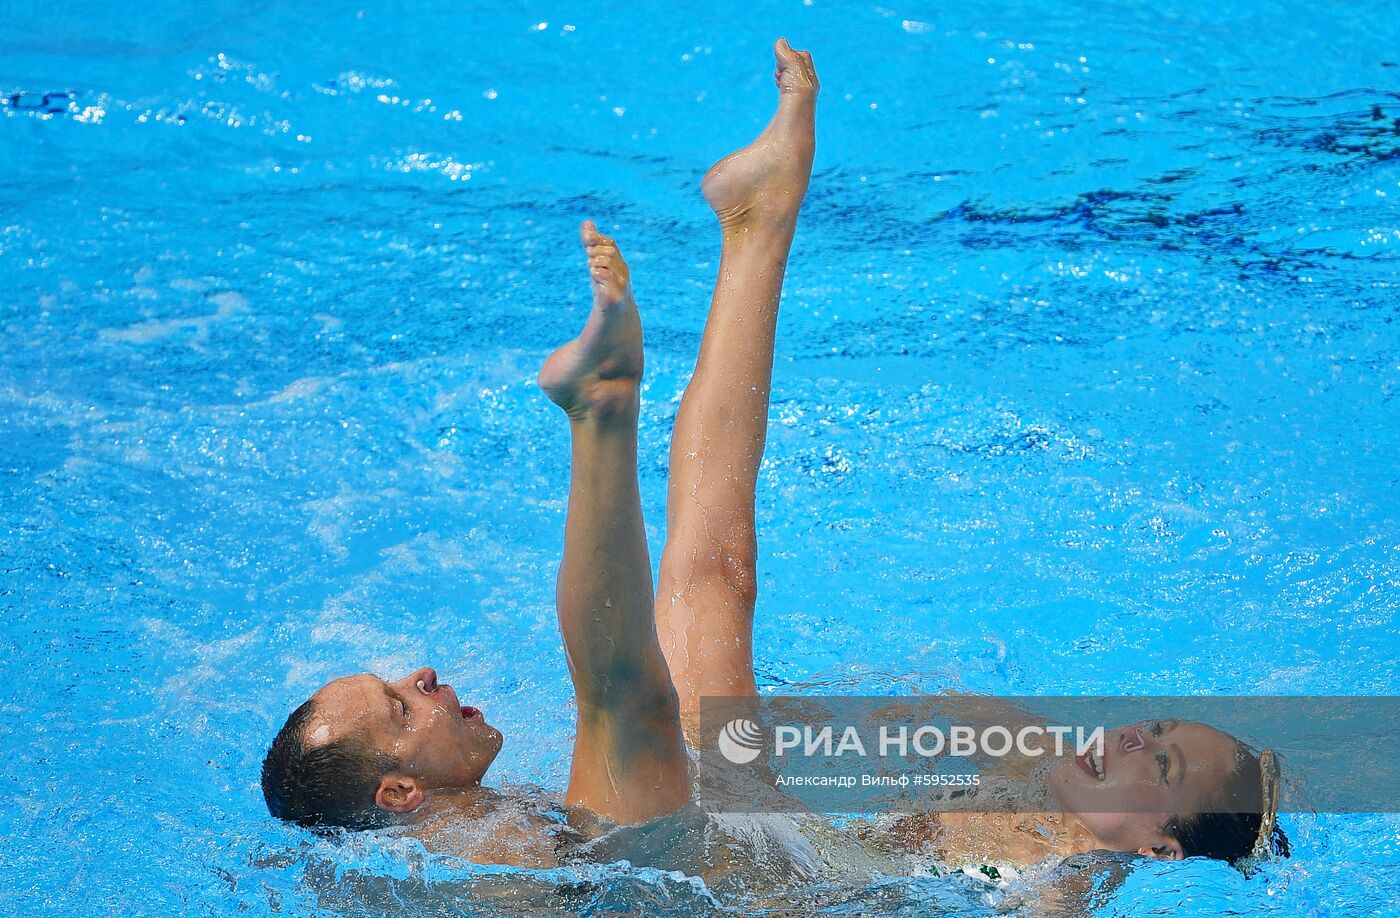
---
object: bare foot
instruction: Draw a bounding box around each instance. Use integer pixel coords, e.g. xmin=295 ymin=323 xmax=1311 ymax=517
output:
xmin=537 ymin=220 xmax=644 ymax=422
xmin=701 ymin=38 xmax=819 ymax=230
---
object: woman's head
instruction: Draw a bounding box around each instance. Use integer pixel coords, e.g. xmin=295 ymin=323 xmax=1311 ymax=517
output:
xmin=261 ymin=666 xmax=503 ymax=829
xmin=1164 ymin=747 xmax=1288 ymax=864
xmin=1049 ymin=719 xmax=1286 ymax=865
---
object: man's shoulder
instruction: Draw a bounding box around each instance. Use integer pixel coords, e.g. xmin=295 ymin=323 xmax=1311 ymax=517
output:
xmin=412 ymin=790 xmax=573 ymax=868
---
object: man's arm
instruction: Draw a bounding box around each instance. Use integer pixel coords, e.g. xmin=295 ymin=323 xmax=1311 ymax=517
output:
xmin=537 ymin=220 xmax=689 ymax=824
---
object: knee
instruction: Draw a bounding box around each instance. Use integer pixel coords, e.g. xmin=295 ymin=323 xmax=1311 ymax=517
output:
xmin=718 ymin=533 xmax=759 ymax=605
xmin=667 ymin=528 xmax=759 ymax=608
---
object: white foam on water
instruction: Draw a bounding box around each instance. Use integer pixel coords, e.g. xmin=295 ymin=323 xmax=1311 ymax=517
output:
xmin=101 ymin=290 xmax=250 ymax=344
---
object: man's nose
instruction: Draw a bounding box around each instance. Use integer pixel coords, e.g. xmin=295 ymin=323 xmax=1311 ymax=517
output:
xmin=399 ymin=667 xmax=439 ymax=693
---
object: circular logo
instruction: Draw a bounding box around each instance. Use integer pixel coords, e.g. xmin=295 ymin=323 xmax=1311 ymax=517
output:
xmin=718 ymin=718 xmax=764 ymax=764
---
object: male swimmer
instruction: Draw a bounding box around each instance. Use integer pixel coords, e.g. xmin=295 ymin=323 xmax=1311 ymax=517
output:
xmin=262 ymin=39 xmax=1282 ymax=871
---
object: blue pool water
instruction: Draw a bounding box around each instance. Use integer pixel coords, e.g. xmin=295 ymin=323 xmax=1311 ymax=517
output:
xmin=3 ymin=0 xmax=1398 ymax=914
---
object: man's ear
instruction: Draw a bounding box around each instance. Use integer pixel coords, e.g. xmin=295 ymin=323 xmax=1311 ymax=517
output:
xmin=1138 ymin=838 xmax=1185 ymax=860
xmin=374 ymin=773 xmax=425 ymax=813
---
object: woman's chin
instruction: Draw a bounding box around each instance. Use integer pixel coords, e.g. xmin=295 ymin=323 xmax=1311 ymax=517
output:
xmin=1045 ymin=757 xmax=1081 ymax=808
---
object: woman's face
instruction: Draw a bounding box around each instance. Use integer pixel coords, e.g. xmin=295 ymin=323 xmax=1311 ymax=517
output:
xmin=1048 ymin=719 xmax=1243 ymax=856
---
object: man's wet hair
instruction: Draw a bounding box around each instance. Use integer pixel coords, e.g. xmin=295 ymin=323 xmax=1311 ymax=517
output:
xmin=261 ymin=698 xmax=397 ymax=830
xmin=1162 ymin=742 xmax=1290 ymax=866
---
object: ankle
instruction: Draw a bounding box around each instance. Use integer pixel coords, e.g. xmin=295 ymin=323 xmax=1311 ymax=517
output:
xmin=718 ymin=210 xmax=801 ymax=245
xmin=559 ymin=379 xmax=641 ymax=426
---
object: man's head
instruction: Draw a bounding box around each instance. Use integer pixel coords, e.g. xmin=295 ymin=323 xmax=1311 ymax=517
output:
xmin=262 ymin=667 xmax=503 ymax=829
xmin=1050 ymin=719 xmax=1286 ymax=865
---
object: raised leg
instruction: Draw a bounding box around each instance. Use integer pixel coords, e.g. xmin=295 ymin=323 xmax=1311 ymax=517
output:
xmin=538 ymin=221 xmax=689 ymax=825
xmin=655 ymin=39 xmax=819 ymax=738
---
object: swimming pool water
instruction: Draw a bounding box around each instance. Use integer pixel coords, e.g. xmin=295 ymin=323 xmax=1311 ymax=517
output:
xmin=3 ymin=0 xmax=1398 ymax=914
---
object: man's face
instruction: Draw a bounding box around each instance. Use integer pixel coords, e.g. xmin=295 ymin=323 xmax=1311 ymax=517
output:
xmin=1048 ymin=719 xmax=1242 ymax=855
xmin=306 ymin=667 xmax=503 ymax=809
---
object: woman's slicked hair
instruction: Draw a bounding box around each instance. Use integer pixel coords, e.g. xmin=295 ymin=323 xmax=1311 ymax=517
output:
xmin=1163 ymin=742 xmax=1290 ymax=866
